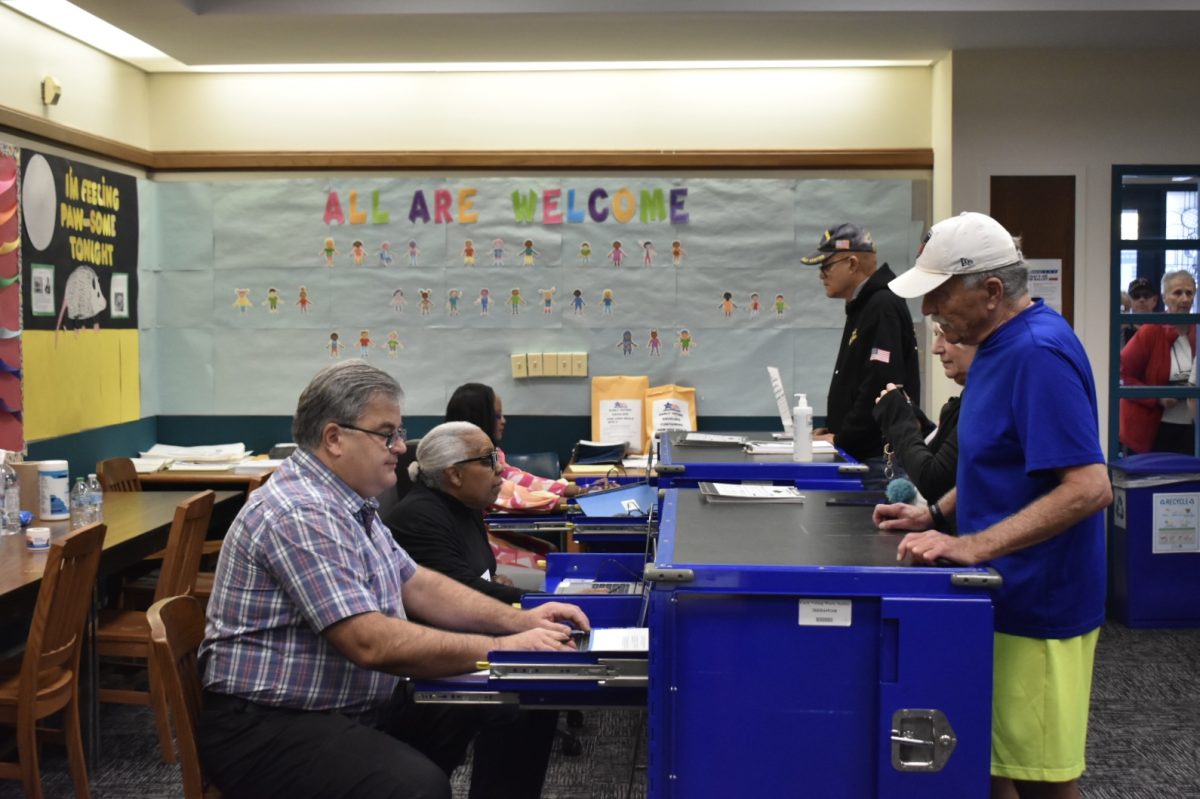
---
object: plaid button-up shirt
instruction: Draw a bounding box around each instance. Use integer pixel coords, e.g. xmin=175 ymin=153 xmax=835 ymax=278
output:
xmin=200 ymin=448 xmax=416 ymax=717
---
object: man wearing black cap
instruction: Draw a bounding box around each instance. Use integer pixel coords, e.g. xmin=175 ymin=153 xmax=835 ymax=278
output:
xmin=1123 ymin=276 xmax=1158 ymax=346
xmin=801 ymin=223 xmax=921 ymax=487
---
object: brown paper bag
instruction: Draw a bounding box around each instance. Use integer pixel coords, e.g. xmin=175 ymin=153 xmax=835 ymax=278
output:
xmin=591 ymin=375 xmax=650 ymax=454
xmin=645 ymin=384 xmax=698 ymax=444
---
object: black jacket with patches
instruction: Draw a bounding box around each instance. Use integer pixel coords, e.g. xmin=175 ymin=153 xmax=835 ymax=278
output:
xmin=825 ymin=263 xmax=921 ymax=462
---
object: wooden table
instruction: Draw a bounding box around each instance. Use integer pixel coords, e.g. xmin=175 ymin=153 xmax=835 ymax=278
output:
xmin=139 ymin=469 xmax=271 ymax=488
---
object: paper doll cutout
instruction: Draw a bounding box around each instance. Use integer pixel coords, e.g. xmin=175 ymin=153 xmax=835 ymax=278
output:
xmin=297 ymin=286 xmax=313 ymax=312
xmin=463 ymin=239 xmax=476 ymax=266
xmin=327 ymin=332 xmax=343 ymax=358
xmin=378 ymin=241 xmax=395 ymax=267
xmin=386 ymin=330 xmax=404 ymax=357
xmin=350 ymin=240 xmax=366 ymax=266
xmin=321 ymin=238 xmax=338 ymax=267
xmin=671 ymin=240 xmax=687 ymax=267
xmin=608 ymin=241 xmax=627 ymax=268
xmin=601 ymin=288 xmax=615 ymax=315
xmin=748 ymin=292 xmax=761 ymax=317
xmin=641 ymin=241 xmax=656 ymax=267
xmin=475 ymin=288 xmax=491 ymax=316
xmin=491 ymin=238 xmax=506 ymax=266
xmin=509 ymin=288 xmax=526 ymax=315
xmin=233 ymin=288 xmax=253 ymax=313
xmin=570 ymin=289 xmax=585 ymax=315
xmin=520 ymin=239 xmax=539 ymax=267
xmin=538 ymin=286 xmax=556 ymax=314
xmin=774 ymin=293 xmax=789 ymax=318
xmin=579 ymin=241 xmax=592 ymax=265
xmin=390 ymin=288 xmax=407 ymax=313
xmin=407 ymin=240 xmax=421 ymax=267
xmin=647 ymin=329 xmax=662 ymax=356
xmin=447 ymin=288 xmax=462 ymax=316
xmin=418 ymin=289 xmax=433 ymax=315
xmin=719 ymin=291 xmax=737 ymax=318
xmin=262 ymin=287 xmax=281 ymax=313
xmin=677 ymin=329 xmax=694 ymax=356
xmin=616 ymin=330 xmax=639 ymax=356
xmin=358 ymin=329 xmax=373 ymax=358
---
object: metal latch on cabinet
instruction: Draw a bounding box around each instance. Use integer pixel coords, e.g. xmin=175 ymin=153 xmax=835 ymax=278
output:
xmin=891 ymin=709 xmax=957 ymax=772
xmin=488 ymin=658 xmax=648 ymax=688
xmin=643 ymin=565 xmax=694 ymax=583
xmin=950 ymin=567 xmax=1003 ymax=589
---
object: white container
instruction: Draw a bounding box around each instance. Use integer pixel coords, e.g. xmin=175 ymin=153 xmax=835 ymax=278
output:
xmin=25 ymin=526 xmax=50 ymax=550
xmin=792 ymin=394 xmax=814 ymax=463
xmin=37 ymin=460 xmax=70 ymax=520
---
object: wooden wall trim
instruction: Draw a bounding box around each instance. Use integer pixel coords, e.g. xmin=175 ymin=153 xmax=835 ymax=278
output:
xmin=1 ymin=107 xmax=933 ymax=172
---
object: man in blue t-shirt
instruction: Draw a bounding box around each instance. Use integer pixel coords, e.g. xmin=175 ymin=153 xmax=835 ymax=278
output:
xmin=876 ymin=212 xmax=1112 ymax=799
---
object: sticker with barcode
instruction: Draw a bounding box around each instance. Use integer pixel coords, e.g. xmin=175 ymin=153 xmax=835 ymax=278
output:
xmin=798 ymin=599 xmax=852 ymax=627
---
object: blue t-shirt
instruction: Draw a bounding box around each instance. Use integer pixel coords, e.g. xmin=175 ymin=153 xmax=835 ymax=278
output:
xmin=957 ymin=300 xmax=1106 ymax=639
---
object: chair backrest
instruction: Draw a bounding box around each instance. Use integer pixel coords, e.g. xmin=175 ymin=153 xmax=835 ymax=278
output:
xmin=97 ymin=457 xmax=141 ymax=492
xmin=244 ymin=472 xmax=270 ymax=494
xmin=156 ymin=490 xmax=216 ymax=602
xmin=21 ymin=523 xmax=107 ymax=690
xmin=147 ymin=595 xmax=208 ymax=799
xmin=504 ymin=451 xmax=562 ymax=481
xmin=375 ymin=438 xmax=420 ymax=518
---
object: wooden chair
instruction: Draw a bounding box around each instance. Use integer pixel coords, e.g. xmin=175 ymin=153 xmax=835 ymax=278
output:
xmin=147 ymin=595 xmax=221 ymax=799
xmin=97 ymin=490 xmax=215 ymax=763
xmin=96 ymin=457 xmax=141 ymax=492
xmin=0 ymin=523 xmax=107 ymax=799
xmin=191 ymin=472 xmax=270 ymax=606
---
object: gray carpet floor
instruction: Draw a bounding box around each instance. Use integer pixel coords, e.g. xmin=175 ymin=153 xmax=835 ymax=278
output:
xmin=1 ymin=621 xmax=1196 ymax=798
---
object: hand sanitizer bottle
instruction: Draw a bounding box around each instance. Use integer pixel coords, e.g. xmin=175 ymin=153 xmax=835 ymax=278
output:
xmin=792 ymin=394 xmax=813 ymax=463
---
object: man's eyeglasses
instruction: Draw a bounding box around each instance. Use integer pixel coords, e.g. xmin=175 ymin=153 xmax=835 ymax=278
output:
xmin=454 ymin=450 xmax=500 ymax=470
xmin=336 ymin=423 xmax=406 ymax=449
xmin=819 ymin=256 xmax=852 ymax=274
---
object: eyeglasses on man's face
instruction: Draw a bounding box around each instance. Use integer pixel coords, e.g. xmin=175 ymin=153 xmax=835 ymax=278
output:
xmin=454 ymin=450 xmax=500 ymax=470
xmin=819 ymin=256 xmax=852 ymax=274
xmin=336 ymin=422 xmax=406 ymax=449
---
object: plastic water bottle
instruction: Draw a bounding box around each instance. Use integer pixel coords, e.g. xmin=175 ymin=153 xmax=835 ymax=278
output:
xmin=71 ymin=477 xmax=92 ymax=528
xmin=792 ymin=394 xmax=813 ymax=463
xmin=87 ymin=472 xmax=104 ymax=523
xmin=0 ymin=450 xmax=18 ymax=536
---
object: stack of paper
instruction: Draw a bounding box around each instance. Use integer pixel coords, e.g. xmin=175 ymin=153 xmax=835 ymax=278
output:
xmin=130 ymin=457 xmax=174 ymax=473
xmin=699 ymin=482 xmax=805 ymax=503
xmin=141 ymin=443 xmax=250 ymax=472
xmin=233 ymin=458 xmax=284 ymax=474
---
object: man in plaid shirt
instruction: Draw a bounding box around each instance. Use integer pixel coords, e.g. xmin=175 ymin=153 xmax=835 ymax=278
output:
xmin=198 ymin=360 xmax=589 ymax=799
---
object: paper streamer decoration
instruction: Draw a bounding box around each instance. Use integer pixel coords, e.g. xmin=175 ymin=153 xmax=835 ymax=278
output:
xmin=0 ymin=204 xmax=15 ymax=225
xmin=0 ymin=328 xmax=21 ymax=339
xmin=0 ymin=274 xmax=19 ymax=288
xmin=0 ymin=173 xmax=14 ymax=195
xmin=0 ymin=239 xmax=17 ymax=256
xmin=0 ymin=357 xmax=20 ymax=377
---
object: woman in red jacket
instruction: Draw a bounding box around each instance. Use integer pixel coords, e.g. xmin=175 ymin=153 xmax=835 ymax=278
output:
xmin=1120 ymin=270 xmax=1197 ymax=454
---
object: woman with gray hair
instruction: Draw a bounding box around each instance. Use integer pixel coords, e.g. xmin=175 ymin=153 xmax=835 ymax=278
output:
xmin=384 ymin=421 xmax=528 ymax=604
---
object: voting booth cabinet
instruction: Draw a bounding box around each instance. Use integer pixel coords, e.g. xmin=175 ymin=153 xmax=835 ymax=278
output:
xmin=655 ymin=431 xmax=867 ymax=491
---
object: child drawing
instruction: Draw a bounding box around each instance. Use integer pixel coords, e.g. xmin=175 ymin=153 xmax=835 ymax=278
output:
xmin=321 ymin=238 xmax=338 ymax=267
xmin=233 ymin=288 xmax=252 ymax=313
xmin=538 ymin=286 xmax=556 ymax=314
xmin=601 ymin=288 xmax=615 ymax=315
xmin=677 ymin=329 xmax=694 ymax=357
xmin=297 ymin=286 xmax=313 ymax=312
xmin=719 ymin=291 xmax=737 ymax=318
xmin=418 ymin=289 xmax=433 ymax=315
xmin=491 ymin=238 xmax=505 ymax=266
xmin=463 ymin=239 xmax=476 ymax=266
xmin=671 ymin=240 xmax=687 ymax=267
xmin=358 ymin=330 xmax=372 ymax=358
xmin=608 ymin=241 xmax=627 ymax=268
xmin=447 ymin=288 xmax=462 ymax=316
xmin=407 ymin=240 xmax=421 ymax=267
xmin=475 ymin=288 xmax=491 ymax=316
xmin=509 ymin=288 xmax=526 ymax=315
xmin=571 ymin=289 xmax=585 ymax=315
xmin=378 ymin=241 xmax=395 ymax=267
xmin=749 ymin=292 xmax=761 ymax=317
xmin=350 ymin=240 xmax=366 ymax=266
xmin=774 ymin=293 xmax=789 ymax=318
xmin=390 ymin=288 xmax=407 ymax=313
xmin=648 ymin=329 xmax=662 ymax=356
xmin=520 ymin=239 xmax=539 ymax=267
xmin=579 ymin=241 xmax=592 ymax=265
xmin=327 ymin=332 xmax=343 ymax=358
xmin=262 ymin=287 xmax=280 ymax=313
xmin=616 ymin=330 xmax=639 ymax=356
xmin=641 ymin=241 xmax=656 ymax=267
xmin=386 ymin=330 xmax=403 ymax=357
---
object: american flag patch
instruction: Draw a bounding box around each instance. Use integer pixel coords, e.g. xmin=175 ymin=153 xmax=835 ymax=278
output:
xmin=870 ymin=348 xmax=891 ymax=363
xmin=835 ymin=240 xmax=850 ymax=250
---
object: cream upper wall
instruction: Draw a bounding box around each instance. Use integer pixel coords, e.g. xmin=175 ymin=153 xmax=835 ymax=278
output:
xmin=952 ymin=48 xmax=1200 ymax=452
xmin=0 ymin=7 xmax=151 ymax=149
xmin=144 ymin=68 xmax=932 ymax=151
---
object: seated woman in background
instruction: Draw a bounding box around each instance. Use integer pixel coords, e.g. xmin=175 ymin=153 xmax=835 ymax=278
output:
xmin=446 ymin=382 xmax=582 ymax=510
xmin=872 ymin=323 xmax=976 ymax=510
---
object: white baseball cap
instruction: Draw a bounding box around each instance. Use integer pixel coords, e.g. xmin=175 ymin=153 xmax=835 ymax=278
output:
xmin=888 ymin=212 xmax=1022 ymax=299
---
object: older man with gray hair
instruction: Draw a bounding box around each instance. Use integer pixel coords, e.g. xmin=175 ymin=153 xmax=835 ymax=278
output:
xmin=199 ymin=360 xmax=588 ymax=799
xmin=875 ymin=213 xmax=1111 ymax=799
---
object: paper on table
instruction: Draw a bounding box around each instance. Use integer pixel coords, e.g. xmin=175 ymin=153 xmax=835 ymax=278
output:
xmin=700 ymin=482 xmax=804 ymax=502
xmin=142 ymin=443 xmax=248 ymax=463
xmin=589 ymin=627 xmax=649 ymax=652
xmin=680 ymin=433 xmax=746 ymax=445
xmin=130 ymin=457 xmax=173 ymax=473
xmin=167 ymin=461 xmax=235 ymax=472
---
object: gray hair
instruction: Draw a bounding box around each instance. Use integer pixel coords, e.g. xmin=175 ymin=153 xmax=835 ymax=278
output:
xmin=409 ymin=421 xmax=483 ymax=488
xmin=1162 ymin=269 xmax=1196 ymax=294
xmin=960 ymin=261 xmax=1029 ymax=299
xmin=292 ymin=360 xmax=404 ymax=451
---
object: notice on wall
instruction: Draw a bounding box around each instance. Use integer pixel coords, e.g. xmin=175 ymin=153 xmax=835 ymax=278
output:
xmin=1151 ymin=492 xmax=1200 ymax=554
xmin=1027 ymin=259 xmax=1062 ymax=315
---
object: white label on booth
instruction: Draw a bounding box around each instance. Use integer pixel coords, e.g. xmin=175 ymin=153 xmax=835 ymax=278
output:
xmin=798 ymin=599 xmax=852 ymax=627
xmin=1113 ymin=488 xmax=1126 ymax=529
xmin=1152 ymin=492 xmax=1200 ymax=554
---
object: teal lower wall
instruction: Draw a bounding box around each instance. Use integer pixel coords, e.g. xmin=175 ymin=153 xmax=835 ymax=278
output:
xmin=30 ymin=414 xmax=801 ymax=481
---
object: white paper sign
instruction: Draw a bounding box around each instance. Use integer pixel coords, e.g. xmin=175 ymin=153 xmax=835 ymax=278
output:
xmin=651 ymin=397 xmax=692 ymax=433
xmin=598 ymin=398 xmax=643 ymax=452
xmin=1027 ymin=259 xmax=1063 ymax=315
xmin=798 ymin=598 xmax=852 ymax=627
xmin=1152 ymin=492 xmax=1200 ymax=553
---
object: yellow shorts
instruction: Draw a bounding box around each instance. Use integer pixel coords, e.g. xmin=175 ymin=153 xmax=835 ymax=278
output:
xmin=991 ymin=629 xmax=1099 ymax=782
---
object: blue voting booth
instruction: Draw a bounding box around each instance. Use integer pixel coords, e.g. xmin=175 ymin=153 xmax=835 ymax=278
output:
xmin=1109 ymin=453 xmax=1200 ymax=628
xmin=655 ymin=430 xmax=867 ymax=490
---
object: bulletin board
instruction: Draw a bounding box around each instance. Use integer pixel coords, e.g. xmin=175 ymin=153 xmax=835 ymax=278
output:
xmin=143 ymin=174 xmax=929 ymax=419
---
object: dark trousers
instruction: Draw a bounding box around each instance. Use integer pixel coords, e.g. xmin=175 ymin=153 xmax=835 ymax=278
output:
xmin=198 ymin=685 xmax=557 ymax=799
